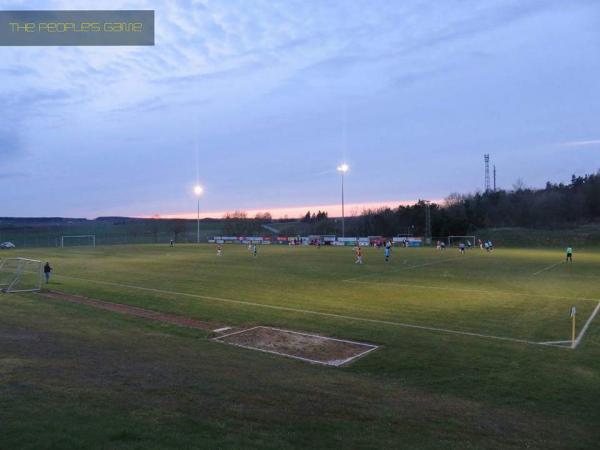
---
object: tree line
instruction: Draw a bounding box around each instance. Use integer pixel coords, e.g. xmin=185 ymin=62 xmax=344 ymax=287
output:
xmin=347 ymin=172 xmax=600 ymax=237
xmin=166 ymin=171 xmax=600 ymax=239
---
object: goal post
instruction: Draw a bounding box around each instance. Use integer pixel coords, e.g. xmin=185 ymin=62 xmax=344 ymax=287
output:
xmin=0 ymin=258 xmax=43 ymax=293
xmin=61 ymin=235 xmax=96 ymax=248
xmin=447 ymin=235 xmax=476 ymax=247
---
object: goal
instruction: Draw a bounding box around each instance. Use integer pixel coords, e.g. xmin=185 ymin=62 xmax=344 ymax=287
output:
xmin=447 ymin=235 xmax=476 ymax=247
xmin=61 ymin=235 xmax=96 ymax=248
xmin=0 ymin=258 xmax=43 ymax=293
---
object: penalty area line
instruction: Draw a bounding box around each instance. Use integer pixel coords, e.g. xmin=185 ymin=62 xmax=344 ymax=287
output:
xmin=573 ymin=301 xmax=600 ymax=349
xmin=532 ymin=261 xmax=563 ymax=276
xmin=343 ymin=279 xmax=600 ymax=303
xmin=538 ymin=302 xmax=600 ymax=349
xmin=57 ymin=274 xmax=551 ymax=349
xmin=343 ymin=255 xmax=467 ymax=282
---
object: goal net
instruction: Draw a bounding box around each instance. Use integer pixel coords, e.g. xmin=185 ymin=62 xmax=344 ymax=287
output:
xmin=0 ymin=258 xmax=43 ymax=293
xmin=447 ymin=235 xmax=476 ymax=247
xmin=61 ymin=235 xmax=96 ymax=248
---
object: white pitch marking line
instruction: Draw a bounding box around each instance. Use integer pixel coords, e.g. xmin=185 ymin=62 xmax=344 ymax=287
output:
xmin=336 ymin=345 xmax=380 ymax=367
xmin=212 ymin=326 xmax=232 ymax=333
xmin=532 ymin=261 xmax=563 ymax=276
xmin=212 ymin=326 xmax=379 ymax=367
xmin=263 ymin=326 xmax=377 ymax=349
xmin=344 ymin=279 xmax=600 ymax=303
xmin=212 ymin=339 xmax=343 ymax=366
xmin=536 ymin=342 xmax=571 ymax=349
xmin=56 ymin=274 xmax=547 ymax=348
xmin=213 ymin=326 xmax=260 ymax=340
xmin=573 ymin=301 xmax=600 ymax=349
xmin=342 ymin=255 xmax=466 ymax=282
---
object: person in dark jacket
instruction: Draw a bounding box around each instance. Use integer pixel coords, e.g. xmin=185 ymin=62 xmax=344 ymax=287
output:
xmin=43 ymin=262 xmax=52 ymax=284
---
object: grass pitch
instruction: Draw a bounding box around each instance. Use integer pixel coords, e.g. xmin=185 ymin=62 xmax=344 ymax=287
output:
xmin=2 ymin=244 xmax=600 ymax=448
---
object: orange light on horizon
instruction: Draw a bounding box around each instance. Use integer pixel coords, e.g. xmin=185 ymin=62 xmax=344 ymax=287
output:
xmin=153 ymin=198 xmax=441 ymax=220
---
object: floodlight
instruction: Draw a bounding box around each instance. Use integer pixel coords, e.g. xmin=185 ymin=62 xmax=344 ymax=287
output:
xmin=192 ymin=184 xmax=204 ymax=243
xmin=336 ymin=164 xmax=349 ymax=237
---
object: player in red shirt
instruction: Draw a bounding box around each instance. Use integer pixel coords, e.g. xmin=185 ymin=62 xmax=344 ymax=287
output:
xmin=355 ymin=246 xmax=363 ymax=264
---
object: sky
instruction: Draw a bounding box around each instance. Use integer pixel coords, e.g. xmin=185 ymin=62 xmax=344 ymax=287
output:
xmin=1 ymin=0 xmax=599 ymax=219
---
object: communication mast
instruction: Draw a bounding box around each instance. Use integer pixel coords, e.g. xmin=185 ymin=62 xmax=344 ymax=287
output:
xmin=424 ymin=201 xmax=432 ymax=245
xmin=484 ymin=154 xmax=490 ymax=191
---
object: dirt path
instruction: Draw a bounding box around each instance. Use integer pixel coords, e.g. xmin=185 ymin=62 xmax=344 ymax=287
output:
xmin=36 ymin=292 xmax=378 ymax=367
xmin=38 ymin=290 xmax=232 ymax=333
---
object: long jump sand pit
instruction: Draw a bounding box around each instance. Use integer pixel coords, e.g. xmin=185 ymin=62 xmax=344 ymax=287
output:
xmin=213 ymin=326 xmax=378 ymax=367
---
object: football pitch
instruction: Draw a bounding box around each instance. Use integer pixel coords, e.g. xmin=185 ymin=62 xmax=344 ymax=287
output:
xmin=2 ymin=244 xmax=600 ymax=448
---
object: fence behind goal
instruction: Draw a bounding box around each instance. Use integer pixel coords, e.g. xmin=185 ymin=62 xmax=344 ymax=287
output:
xmin=447 ymin=235 xmax=477 ymax=247
xmin=61 ymin=235 xmax=96 ymax=248
xmin=0 ymin=258 xmax=43 ymax=293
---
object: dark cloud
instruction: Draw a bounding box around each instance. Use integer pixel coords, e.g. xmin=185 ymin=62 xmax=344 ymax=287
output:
xmin=0 ymin=171 xmax=28 ymax=180
xmin=0 ymin=88 xmax=73 ymax=111
xmin=154 ymin=60 xmax=269 ymax=87
xmin=0 ymin=87 xmax=81 ymax=124
xmin=110 ymin=96 xmax=169 ymax=114
xmin=391 ymin=67 xmax=446 ymax=87
xmin=0 ymin=65 xmax=39 ymax=77
xmin=0 ymin=127 xmax=23 ymax=159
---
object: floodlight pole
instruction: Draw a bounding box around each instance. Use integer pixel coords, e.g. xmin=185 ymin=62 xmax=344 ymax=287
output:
xmin=337 ymin=164 xmax=348 ymax=238
xmin=197 ymin=197 xmax=200 ymax=244
xmin=424 ymin=200 xmax=432 ymax=246
xmin=193 ymin=185 xmax=203 ymax=244
xmin=341 ymin=171 xmax=345 ymax=237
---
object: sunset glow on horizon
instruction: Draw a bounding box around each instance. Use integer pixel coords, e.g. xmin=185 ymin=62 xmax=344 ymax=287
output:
xmin=154 ymin=199 xmax=440 ymax=220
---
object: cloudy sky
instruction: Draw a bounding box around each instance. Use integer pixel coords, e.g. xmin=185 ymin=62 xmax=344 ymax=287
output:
xmin=1 ymin=0 xmax=599 ymax=218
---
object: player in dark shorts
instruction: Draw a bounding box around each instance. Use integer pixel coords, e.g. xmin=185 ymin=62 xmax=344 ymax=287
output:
xmin=566 ymin=246 xmax=573 ymax=262
xmin=43 ymin=262 xmax=52 ymax=283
